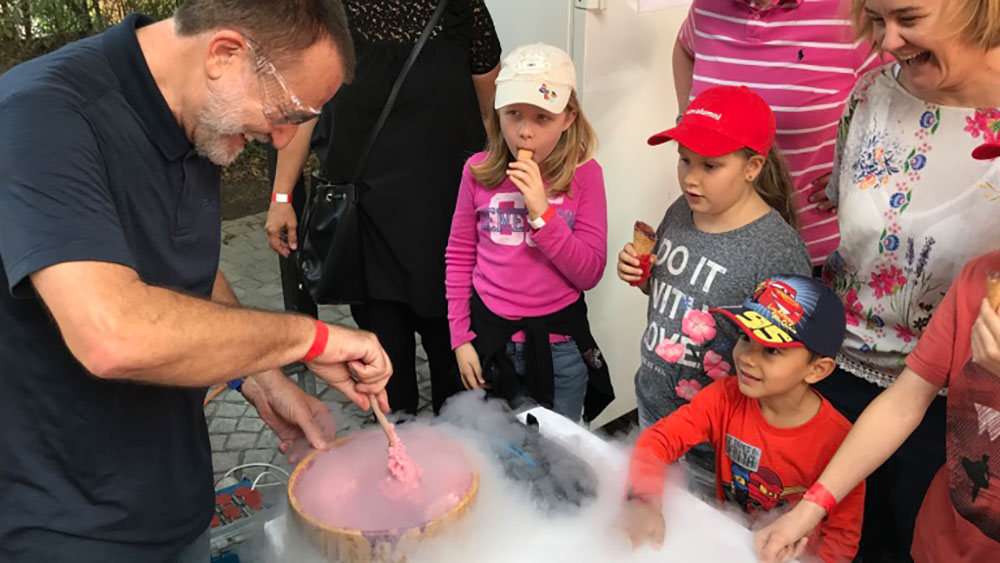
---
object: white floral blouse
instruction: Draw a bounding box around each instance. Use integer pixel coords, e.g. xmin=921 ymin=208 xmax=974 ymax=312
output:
xmin=823 ymin=65 xmax=1000 ymax=388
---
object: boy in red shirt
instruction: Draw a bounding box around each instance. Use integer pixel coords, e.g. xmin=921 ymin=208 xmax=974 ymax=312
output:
xmin=621 ymin=275 xmax=864 ymax=562
xmin=755 ymin=251 xmax=1000 ymax=563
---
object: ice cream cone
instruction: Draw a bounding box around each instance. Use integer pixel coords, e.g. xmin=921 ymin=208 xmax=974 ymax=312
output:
xmin=987 ymin=272 xmax=1000 ymax=310
xmin=633 ymin=221 xmax=657 ymax=256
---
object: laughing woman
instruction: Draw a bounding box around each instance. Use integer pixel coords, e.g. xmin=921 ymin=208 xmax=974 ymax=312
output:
xmin=758 ymin=0 xmax=1000 ymax=560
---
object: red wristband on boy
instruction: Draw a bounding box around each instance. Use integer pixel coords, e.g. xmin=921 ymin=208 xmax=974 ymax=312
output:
xmin=272 ymin=192 xmax=291 ymax=203
xmin=301 ymin=319 xmax=328 ymax=363
xmin=804 ymin=482 xmax=837 ymax=514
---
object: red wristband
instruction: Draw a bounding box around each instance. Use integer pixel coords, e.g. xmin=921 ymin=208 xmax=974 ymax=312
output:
xmin=272 ymin=192 xmax=291 ymax=203
xmin=804 ymin=482 xmax=837 ymax=514
xmin=301 ymin=319 xmax=328 ymax=363
xmin=540 ymin=205 xmax=557 ymax=223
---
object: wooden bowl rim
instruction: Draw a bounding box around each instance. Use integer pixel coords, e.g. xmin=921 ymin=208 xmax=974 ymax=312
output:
xmin=287 ymin=431 xmax=480 ymax=538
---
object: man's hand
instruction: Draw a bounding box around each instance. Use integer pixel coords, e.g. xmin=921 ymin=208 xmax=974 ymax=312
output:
xmin=972 ymin=298 xmax=1000 ymax=376
xmin=265 ymin=201 xmax=298 ymax=258
xmin=506 ymin=155 xmax=549 ymax=221
xmin=754 ymin=500 xmax=823 ymax=563
xmin=616 ymin=499 xmax=666 ymax=550
xmin=240 ymin=369 xmax=336 ymax=457
xmin=455 ymin=342 xmax=484 ymax=390
xmin=307 ymin=324 xmax=392 ymax=412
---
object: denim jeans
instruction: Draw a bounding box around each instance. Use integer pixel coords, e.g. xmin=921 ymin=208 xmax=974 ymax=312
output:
xmin=506 ymin=339 xmax=588 ymax=422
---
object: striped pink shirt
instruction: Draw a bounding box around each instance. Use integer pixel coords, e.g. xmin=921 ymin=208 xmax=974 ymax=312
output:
xmin=679 ymin=0 xmax=886 ymax=266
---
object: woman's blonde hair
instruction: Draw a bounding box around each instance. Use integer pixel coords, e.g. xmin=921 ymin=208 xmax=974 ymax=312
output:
xmin=851 ymin=0 xmax=1000 ymax=50
xmin=471 ymin=90 xmax=597 ymax=196
xmin=739 ymin=147 xmax=798 ymax=229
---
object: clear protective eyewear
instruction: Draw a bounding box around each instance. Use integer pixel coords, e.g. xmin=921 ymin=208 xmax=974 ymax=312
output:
xmin=244 ymin=36 xmax=322 ymax=126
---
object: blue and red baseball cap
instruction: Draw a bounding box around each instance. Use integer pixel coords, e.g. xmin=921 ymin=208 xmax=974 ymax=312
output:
xmin=647 ymin=85 xmax=776 ymax=157
xmin=710 ymin=275 xmax=846 ymax=358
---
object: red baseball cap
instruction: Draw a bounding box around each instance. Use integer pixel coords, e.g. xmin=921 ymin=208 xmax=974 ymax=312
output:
xmin=648 ymin=86 xmax=776 ymax=157
xmin=972 ymin=142 xmax=1000 ymax=160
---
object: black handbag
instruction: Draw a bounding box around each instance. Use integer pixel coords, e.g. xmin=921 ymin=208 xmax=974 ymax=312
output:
xmin=296 ymin=0 xmax=449 ymax=305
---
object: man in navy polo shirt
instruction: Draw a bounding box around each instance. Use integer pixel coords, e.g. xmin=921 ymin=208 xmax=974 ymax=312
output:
xmin=0 ymin=1 xmax=393 ymax=561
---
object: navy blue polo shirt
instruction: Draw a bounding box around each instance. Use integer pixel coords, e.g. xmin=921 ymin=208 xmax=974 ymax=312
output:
xmin=0 ymin=14 xmax=219 ymax=562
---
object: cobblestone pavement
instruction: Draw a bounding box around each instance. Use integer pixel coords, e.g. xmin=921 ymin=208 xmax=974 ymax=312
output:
xmin=210 ymin=212 xmax=431 ymax=484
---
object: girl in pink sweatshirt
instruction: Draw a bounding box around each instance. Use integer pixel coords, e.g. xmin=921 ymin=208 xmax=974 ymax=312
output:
xmin=445 ymin=43 xmax=610 ymax=423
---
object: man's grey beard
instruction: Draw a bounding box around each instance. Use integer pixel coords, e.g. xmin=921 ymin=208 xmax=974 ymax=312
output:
xmin=193 ymin=83 xmax=260 ymax=167
xmin=193 ymin=108 xmax=246 ymax=166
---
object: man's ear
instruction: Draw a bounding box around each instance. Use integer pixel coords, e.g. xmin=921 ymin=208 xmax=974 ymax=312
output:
xmin=204 ymin=30 xmax=247 ymax=80
xmin=804 ymin=356 xmax=836 ymax=385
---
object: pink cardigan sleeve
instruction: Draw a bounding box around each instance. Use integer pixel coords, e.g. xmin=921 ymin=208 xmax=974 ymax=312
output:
xmin=530 ymin=162 xmax=608 ymax=291
xmin=445 ymin=162 xmax=480 ymax=350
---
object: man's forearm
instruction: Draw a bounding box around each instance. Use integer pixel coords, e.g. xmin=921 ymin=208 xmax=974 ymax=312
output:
xmin=32 ymin=261 xmax=315 ymax=387
xmin=211 ymin=270 xmax=289 ymax=387
xmin=102 ymin=281 xmax=314 ymax=386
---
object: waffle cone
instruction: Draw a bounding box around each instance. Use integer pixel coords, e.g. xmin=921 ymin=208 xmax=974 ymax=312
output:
xmin=632 ymin=221 xmax=657 ymax=256
xmin=988 ymin=272 xmax=1000 ymax=310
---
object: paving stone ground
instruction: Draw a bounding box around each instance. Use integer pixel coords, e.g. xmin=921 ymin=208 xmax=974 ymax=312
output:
xmin=210 ymin=212 xmax=431 ymax=484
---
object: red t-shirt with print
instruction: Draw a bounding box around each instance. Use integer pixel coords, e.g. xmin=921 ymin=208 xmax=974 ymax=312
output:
xmin=627 ymin=377 xmax=864 ymax=562
xmin=906 ymin=250 xmax=1000 ymax=562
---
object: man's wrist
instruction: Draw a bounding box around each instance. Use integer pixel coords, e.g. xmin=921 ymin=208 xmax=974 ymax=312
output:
xmin=301 ymin=319 xmax=329 ymax=363
xmin=271 ymin=192 xmax=291 ymax=204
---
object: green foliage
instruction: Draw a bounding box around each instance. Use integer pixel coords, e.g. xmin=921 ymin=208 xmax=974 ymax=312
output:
xmin=1 ymin=0 xmax=179 ymax=72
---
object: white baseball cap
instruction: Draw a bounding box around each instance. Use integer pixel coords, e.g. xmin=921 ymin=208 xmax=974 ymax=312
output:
xmin=494 ymin=43 xmax=577 ymax=114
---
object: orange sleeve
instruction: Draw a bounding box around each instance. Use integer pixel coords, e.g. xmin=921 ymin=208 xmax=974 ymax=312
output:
xmin=815 ymin=477 xmax=866 ymax=562
xmin=626 ymin=379 xmax=728 ymax=499
xmin=905 ymin=265 xmax=964 ymax=388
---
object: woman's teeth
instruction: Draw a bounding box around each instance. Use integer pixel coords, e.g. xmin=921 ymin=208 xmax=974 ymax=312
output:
xmin=900 ymin=51 xmax=930 ymax=65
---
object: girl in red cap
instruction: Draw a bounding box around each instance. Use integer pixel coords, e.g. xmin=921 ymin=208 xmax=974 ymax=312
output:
xmin=617 ymin=85 xmax=812 ymax=495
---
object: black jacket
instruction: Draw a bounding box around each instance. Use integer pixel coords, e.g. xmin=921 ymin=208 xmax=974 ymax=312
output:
xmin=467 ymin=293 xmax=614 ymax=423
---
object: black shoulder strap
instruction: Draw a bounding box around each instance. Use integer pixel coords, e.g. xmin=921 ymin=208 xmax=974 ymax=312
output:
xmin=351 ymin=0 xmax=450 ymax=182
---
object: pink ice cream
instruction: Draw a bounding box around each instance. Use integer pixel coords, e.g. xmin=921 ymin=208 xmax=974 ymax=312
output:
xmin=380 ymin=426 xmax=423 ymax=499
xmin=293 ymin=426 xmax=475 ymax=531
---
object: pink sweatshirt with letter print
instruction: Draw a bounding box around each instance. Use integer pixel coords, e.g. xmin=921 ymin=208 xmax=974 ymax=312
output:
xmin=445 ymin=151 xmax=608 ymax=350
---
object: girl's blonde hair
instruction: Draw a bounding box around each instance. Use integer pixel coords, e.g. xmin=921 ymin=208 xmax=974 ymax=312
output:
xmin=739 ymin=147 xmax=798 ymax=229
xmin=851 ymin=0 xmax=1000 ymax=50
xmin=471 ymin=90 xmax=597 ymax=196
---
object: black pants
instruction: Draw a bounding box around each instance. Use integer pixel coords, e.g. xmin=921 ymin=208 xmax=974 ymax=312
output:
xmin=814 ymin=367 xmax=946 ymax=563
xmin=351 ymin=300 xmax=459 ymax=415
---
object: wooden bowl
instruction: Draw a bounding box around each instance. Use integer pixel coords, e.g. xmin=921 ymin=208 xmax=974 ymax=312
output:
xmin=287 ymin=434 xmax=479 ymax=563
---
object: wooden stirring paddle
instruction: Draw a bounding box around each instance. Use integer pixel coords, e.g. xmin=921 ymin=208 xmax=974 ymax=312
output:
xmin=370 ymin=396 xmax=398 ymax=445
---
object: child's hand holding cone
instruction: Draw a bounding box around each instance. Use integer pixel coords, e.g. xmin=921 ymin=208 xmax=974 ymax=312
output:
xmin=617 ymin=221 xmax=657 ymax=288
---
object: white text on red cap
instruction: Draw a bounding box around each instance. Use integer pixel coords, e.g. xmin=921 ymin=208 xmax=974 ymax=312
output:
xmin=686 ymin=108 xmax=722 ymax=121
